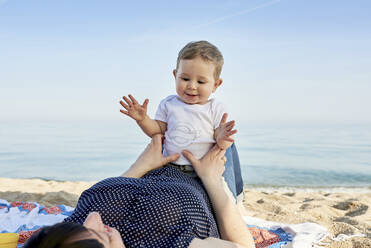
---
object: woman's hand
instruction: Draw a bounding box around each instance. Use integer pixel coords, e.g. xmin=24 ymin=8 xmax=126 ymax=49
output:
xmin=184 ymin=145 xmax=256 ymax=248
xmin=182 ymin=144 xmax=226 ymax=185
xmin=122 ymin=134 xmax=180 ymax=178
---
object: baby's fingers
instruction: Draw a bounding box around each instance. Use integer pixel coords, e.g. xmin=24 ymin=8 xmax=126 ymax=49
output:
xmin=219 ymin=113 xmax=228 ymax=126
xmin=223 ymin=137 xmax=235 ymax=143
xmin=123 ymin=96 xmax=133 ymax=107
xmin=225 ymin=129 xmax=237 ymax=137
xmin=120 ymin=109 xmax=130 ymax=116
xmin=119 ymin=100 xmax=129 ymax=110
xmin=142 ymin=99 xmax=149 ymax=109
xmin=224 ymin=120 xmax=235 ymax=129
xmin=128 ymin=94 xmax=139 ymax=105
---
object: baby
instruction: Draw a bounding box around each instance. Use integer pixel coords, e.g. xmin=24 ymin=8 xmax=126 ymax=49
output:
xmin=120 ymin=41 xmax=236 ymax=168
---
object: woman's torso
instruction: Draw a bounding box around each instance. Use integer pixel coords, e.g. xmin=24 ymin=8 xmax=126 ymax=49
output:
xmin=63 ymin=166 xmax=219 ymax=248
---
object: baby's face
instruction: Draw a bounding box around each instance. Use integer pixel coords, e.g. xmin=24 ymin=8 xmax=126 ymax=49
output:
xmin=173 ymin=56 xmax=222 ymax=105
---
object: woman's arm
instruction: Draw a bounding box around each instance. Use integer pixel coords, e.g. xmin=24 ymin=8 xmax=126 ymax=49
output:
xmin=183 ymin=147 xmax=255 ymax=248
xmin=121 ymin=134 xmax=179 ymax=178
xmin=202 ymin=177 xmax=254 ymax=248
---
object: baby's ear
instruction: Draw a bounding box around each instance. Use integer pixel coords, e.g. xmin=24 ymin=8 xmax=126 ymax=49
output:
xmin=213 ymin=78 xmax=223 ymax=92
xmin=172 ymin=69 xmax=177 ymax=79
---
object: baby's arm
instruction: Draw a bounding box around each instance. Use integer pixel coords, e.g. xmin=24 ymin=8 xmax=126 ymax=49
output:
xmin=120 ymin=94 xmax=167 ymax=137
xmin=214 ymin=113 xmax=237 ymax=150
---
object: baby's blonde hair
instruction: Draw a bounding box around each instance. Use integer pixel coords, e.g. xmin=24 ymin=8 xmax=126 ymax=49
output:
xmin=176 ymin=41 xmax=224 ymax=80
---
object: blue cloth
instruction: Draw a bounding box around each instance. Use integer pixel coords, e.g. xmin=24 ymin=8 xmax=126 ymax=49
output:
xmin=63 ymin=166 xmax=219 ymax=248
xmin=223 ymin=143 xmax=244 ymax=199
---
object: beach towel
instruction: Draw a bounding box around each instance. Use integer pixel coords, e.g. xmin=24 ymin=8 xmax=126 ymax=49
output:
xmin=0 ymin=199 xmax=328 ymax=248
xmin=0 ymin=199 xmax=73 ymax=247
xmin=244 ymin=216 xmax=329 ymax=248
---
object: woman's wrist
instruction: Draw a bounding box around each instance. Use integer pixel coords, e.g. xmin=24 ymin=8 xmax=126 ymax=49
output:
xmin=201 ymin=177 xmax=224 ymax=192
xmin=121 ymin=162 xmax=148 ymax=178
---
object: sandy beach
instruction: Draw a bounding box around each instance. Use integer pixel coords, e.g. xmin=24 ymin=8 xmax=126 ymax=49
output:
xmin=0 ymin=177 xmax=370 ymax=247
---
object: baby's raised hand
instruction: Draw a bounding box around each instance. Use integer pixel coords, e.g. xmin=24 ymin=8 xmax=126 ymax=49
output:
xmin=215 ymin=113 xmax=237 ymax=150
xmin=120 ymin=94 xmax=149 ymax=121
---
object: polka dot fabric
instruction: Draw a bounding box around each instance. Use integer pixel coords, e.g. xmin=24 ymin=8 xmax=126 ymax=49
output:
xmin=63 ymin=166 xmax=219 ymax=247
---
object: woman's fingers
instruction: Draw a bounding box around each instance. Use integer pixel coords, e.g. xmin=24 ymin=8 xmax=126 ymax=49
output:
xmin=109 ymin=228 xmax=126 ymax=248
xmin=182 ymin=150 xmax=199 ymax=166
xmin=207 ymin=144 xmax=226 ymax=161
xmin=212 ymin=144 xmax=226 ymax=158
xmin=218 ymin=148 xmax=226 ymax=158
xmin=164 ymin=153 xmax=180 ymax=165
xmin=211 ymin=143 xmax=222 ymax=154
xmin=83 ymin=212 xmax=104 ymax=232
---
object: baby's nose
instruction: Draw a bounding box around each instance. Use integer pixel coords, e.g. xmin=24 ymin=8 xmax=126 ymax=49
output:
xmin=187 ymin=81 xmax=197 ymax=89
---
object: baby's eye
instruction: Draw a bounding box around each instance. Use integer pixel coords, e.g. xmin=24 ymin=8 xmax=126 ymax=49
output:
xmin=198 ymin=81 xmax=205 ymax=84
xmin=181 ymin=77 xmax=189 ymax=81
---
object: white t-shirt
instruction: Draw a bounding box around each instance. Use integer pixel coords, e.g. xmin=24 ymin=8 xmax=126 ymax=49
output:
xmin=155 ymin=95 xmax=226 ymax=165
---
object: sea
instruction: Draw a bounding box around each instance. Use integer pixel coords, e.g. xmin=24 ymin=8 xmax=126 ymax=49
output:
xmin=1 ymin=121 xmax=370 ymax=191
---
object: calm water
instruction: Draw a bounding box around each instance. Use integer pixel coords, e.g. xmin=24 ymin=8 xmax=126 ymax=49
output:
xmin=0 ymin=121 xmax=370 ymax=188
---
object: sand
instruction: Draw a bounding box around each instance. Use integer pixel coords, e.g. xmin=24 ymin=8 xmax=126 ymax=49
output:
xmin=0 ymin=178 xmax=94 ymax=207
xmin=243 ymin=189 xmax=371 ymax=247
xmin=1 ymin=177 xmax=370 ymax=247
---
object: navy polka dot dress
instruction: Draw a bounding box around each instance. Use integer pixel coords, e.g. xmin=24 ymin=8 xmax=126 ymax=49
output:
xmin=63 ymin=166 xmax=220 ymax=248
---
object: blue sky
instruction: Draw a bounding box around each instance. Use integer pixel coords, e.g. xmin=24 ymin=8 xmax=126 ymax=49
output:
xmin=0 ymin=0 xmax=370 ymax=123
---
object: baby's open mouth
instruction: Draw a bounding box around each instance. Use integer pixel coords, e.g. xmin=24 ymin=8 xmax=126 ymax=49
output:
xmin=186 ymin=93 xmax=197 ymax=97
